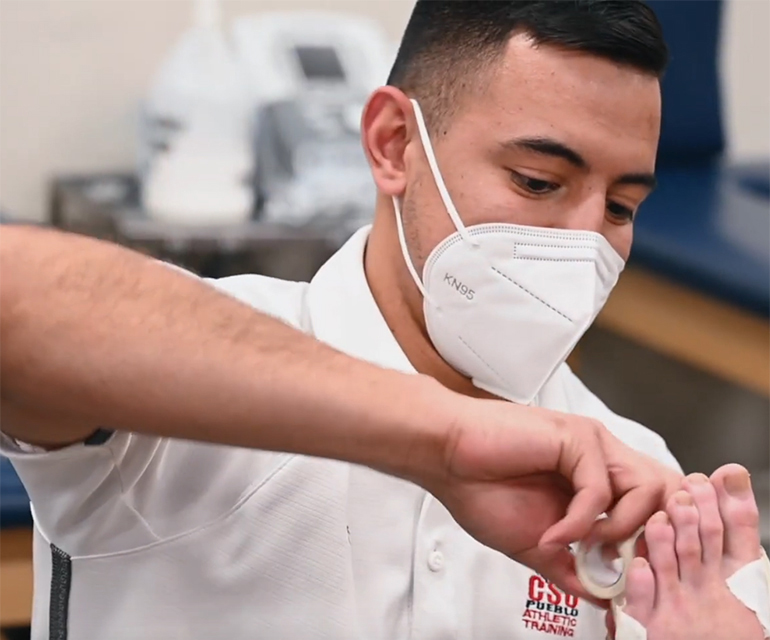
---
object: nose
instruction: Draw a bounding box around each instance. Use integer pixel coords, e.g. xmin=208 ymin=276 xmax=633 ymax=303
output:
xmin=560 ymin=191 xmax=607 ymax=234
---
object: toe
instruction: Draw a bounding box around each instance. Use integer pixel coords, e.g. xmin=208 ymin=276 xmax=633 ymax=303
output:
xmin=666 ymin=490 xmax=703 ymax=585
xmin=683 ymin=473 xmax=724 ymax=570
xmin=622 ymin=557 xmax=656 ymax=627
xmin=710 ymin=464 xmax=762 ymax=574
xmin=644 ymin=511 xmax=680 ymax=600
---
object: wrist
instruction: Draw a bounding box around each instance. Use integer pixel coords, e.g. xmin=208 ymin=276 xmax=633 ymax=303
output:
xmin=251 ymin=345 xmax=453 ymax=487
xmin=364 ymin=372 xmax=453 ymax=489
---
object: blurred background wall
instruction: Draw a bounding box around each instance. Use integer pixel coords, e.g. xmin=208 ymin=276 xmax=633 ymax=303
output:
xmin=0 ymin=0 xmax=768 ymax=223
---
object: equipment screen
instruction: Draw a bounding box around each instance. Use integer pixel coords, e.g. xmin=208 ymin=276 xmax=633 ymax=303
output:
xmin=295 ymin=46 xmax=346 ymax=81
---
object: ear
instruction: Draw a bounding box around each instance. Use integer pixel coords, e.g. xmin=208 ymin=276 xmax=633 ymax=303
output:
xmin=360 ymin=86 xmax=416 ymax=197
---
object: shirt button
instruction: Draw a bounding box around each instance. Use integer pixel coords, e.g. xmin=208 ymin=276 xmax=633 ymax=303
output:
xmin=428 ymin=550 xmax=445 ymax=572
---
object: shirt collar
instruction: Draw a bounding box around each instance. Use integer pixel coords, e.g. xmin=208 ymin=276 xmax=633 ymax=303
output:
xmin=307 ymin=226 xmax=416 ymax=375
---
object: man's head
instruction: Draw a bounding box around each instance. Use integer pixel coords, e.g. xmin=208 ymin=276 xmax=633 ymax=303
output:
xmin=362 ymin=0 xmax=667 ymax=269
xmin=387 ymin=0 xmax=667 ymax=138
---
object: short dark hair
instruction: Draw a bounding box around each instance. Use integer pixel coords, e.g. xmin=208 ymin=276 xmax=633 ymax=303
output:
xmin=387 ymin=0 xmax=668 ymax=133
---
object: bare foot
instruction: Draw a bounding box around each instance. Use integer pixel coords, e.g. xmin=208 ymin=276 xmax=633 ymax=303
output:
xmin=619 ymin=465 xmax=764 ymax=640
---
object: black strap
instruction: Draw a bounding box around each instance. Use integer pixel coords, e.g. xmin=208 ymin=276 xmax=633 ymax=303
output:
xmin=83 ymin=428 xmax=114 ymax=446
xmin=49 ymin=544 xmax=72 ymax=640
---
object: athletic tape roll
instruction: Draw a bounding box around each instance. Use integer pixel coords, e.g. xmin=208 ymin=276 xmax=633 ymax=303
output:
xmin=575 ymin=528 xmax=643 ymax=600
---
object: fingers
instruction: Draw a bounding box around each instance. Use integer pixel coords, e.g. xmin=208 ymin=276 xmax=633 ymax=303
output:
xmin=540 ymin=418 xmax=612 ymax=547
xmin=590 ymin=484 xmax=662 ymax=543
xmin=589 ymin=428 xmax=683 ymax=545
xmin=541 ymin=483 xmax=612 ymax=548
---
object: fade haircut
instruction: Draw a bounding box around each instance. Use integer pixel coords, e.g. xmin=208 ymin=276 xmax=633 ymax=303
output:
xmin=387 ymin=0 xmax=668 ymax=134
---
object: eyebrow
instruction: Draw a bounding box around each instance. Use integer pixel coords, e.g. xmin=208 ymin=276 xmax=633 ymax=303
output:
xmin=500 ymin=136 xmax=657 ymax=190
xmin=615 ymin=172 xmax=658 ymax=190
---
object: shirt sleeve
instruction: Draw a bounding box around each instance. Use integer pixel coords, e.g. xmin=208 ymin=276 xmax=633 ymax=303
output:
xmin=0 ymin=428 xmax=164 ymax=556
xmin=2 ymin=425 xmax=294 ymax=560
xmin=0 ymin=273 xmax=308 ymax=558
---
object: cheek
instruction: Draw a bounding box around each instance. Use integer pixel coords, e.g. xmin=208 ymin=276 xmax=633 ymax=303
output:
xmin=608 ymin=225 xmax=633 ymax=262
xmin=444 ymin=164 xmax=518 ymax=226
xmin=402 ymin=177 xmax=458 ymax=270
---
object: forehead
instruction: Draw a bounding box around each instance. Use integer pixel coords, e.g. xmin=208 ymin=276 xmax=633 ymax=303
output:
xmin=460 ymin=34 xmax=662 ymax=167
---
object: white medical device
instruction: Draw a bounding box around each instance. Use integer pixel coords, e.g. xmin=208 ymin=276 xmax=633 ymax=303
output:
xmin=232 ymin=12 xmax=395 ymax=230
xmin=139 ymin=0 xmax=254 ymax=227
xmin=231 ymin=12 xmax=394 ymax=104
xmin=138 ymin=6 xmax=395 ymax=229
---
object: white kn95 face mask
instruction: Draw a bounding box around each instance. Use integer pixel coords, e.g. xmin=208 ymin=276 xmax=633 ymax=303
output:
xmin=393 ymin=99 xmax=626 ymax=405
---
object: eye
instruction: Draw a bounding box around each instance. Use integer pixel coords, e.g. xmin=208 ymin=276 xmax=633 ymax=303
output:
xmin=510 ymin=171 xmax=560 ymax=195
xmin=607 ymin=201 xmax=636 ymax=223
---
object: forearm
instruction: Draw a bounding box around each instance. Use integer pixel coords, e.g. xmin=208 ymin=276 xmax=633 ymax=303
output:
xmin=0 ymin=225 xmax=447 ymax=481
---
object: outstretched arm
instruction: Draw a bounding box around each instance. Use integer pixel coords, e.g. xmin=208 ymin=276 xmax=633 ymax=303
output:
xmin=0 ymin=224 xmax=681 ymax=597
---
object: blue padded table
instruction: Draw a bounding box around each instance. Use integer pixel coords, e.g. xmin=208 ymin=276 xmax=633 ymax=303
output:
xmin=631 ymin=162 xmax=770 ymax=317
xmin=595 ymin=165 xmax=770 ymax=396
xmin=633 ymin=0 xmax=769 ymax=317
xmin=731 ymin=161 xmax=770 ymax=201
xmin=1 ymin=458 xmax=31 ymax=529
xmin=593 ymin=160 xmax=770 ymax=397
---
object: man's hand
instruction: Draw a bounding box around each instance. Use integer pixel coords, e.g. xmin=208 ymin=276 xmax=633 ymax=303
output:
xmin=415 ymin=392 xmax=682 ymax=598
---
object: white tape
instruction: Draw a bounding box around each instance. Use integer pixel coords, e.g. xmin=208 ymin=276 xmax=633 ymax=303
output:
xmin=725 ymin=550 xmax=770 ymax=638
xmin=612 ymin=601 xmax=647 ymax=640
xmin=575 ymin=529 xmax=643 ymax=600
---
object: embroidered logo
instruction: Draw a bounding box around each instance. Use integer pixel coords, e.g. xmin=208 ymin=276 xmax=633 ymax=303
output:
xmin=522 ymin=575 xmax=581 ymax=637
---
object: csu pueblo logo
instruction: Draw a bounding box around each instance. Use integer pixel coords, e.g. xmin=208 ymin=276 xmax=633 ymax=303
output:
xmin=521 ymin=575 xmax=580 ymax=637
xmin=443 ymin=273 xmax=474 ymax=300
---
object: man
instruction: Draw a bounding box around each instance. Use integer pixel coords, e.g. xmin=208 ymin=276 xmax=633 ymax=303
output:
xmin=0 ymin=1 xmax=766 ymax=639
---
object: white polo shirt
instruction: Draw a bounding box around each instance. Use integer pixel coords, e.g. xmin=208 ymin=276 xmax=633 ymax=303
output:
xmin=3 ymin=226 xmax=681 ymax=640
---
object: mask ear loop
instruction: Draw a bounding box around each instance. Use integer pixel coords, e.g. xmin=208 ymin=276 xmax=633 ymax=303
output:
xmin=410 ymin=100 xmax=479 ymax=249
xmin=393 ymin=195 xmax=434 ymax=304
